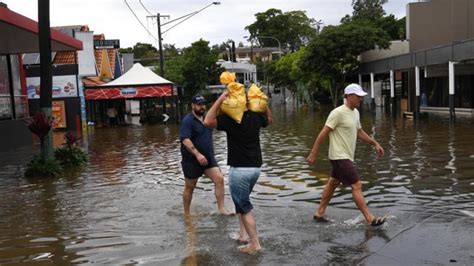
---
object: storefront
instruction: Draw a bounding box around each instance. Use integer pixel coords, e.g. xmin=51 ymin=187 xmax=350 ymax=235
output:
xmin=0 ymin=3 xmax=83 ymax=151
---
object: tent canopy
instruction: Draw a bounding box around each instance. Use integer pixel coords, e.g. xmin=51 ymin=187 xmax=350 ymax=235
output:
xmin=99 ymin=63 xmax=173 ymax=87
xmin=84 ymin=63 xmax=174 ymax=100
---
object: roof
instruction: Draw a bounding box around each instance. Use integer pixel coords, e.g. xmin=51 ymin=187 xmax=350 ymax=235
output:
xmin=82 ymin=76 xmax=107 ymax=87
xmin=53 ymin=51 xmax=77 ymax=64
xmin=97 ymin=63 xmax=173 ymax=87
xmin=0 ymin=4 xmax=83 ymax=54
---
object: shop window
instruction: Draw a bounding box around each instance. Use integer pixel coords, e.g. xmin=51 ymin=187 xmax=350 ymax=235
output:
xmin=0 ymin=56 xmax=13 ymax=120
xmin=10 ymin=55 xmax=28 ymax=118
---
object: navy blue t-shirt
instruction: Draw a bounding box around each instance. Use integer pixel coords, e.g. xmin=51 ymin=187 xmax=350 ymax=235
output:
xmin=180 ymin=113 xmax=215 ymax=162
xmin=217 ymin=111 xmax=268 ymax=167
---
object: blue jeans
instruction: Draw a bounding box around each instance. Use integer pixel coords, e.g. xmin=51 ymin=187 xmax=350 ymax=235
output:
xmin=228 ymin=167 xmax=261 ymax=214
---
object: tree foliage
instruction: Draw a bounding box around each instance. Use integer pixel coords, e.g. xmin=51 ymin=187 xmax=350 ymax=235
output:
xmin=341 ymin=0 xmax=405 ymax=40
xmin=301 ymin=20 xmax=390 ymax=106
xmin=245 ymin=8 xmax=317 ymax=50
xmin=164 ymin=39 xmax=224 ymax=103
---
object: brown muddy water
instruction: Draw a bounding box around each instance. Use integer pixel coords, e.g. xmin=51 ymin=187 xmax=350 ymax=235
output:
xmin=1 ymin=104 xmax=473 ymax=265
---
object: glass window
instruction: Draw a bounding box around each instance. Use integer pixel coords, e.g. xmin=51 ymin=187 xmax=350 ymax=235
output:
xmin=0 ymin=56 xmax=13 ymax=120
xmin=10 ymin=55 xmax=28 ymax=118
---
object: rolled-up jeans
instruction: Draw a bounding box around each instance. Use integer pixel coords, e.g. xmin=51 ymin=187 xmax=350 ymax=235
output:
xmin=228 ymin=167 xmax=261 ymax=214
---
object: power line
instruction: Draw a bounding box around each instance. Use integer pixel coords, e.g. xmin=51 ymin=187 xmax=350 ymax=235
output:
xmin=123 ymin=0 xmax=158 ymax=42
xmin=139 ymin=0 xmax=153 ymax=16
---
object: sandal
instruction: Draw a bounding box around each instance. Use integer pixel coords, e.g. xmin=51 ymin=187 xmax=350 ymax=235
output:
xmin=313 ymin=215 xmax=330 ymax=223
xmin=370 ymin=216 xmax=387 ymax=227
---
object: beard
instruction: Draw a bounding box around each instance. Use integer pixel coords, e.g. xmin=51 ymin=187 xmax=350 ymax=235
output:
xmin=194 ymin=108 xmax=205 ymax=116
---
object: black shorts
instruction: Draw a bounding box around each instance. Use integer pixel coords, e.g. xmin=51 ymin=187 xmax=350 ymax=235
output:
xmin=181 ymin=158 xmax=218 ymax=179
xmin=330 ymin=159 xmax=360 ymax=186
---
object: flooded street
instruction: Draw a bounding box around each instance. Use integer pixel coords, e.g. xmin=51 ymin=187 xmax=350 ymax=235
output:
xmin=1 ymin=104 xmax=474 ymax=265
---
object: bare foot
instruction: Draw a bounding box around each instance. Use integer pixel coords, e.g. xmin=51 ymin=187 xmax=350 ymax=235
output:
xmin=238 ymin=238 xmax=249 ymax=244
xmin=239 ymin=244 xmax=261 ymax=254
xmin=219 ymin=209 xmax=235 ymax=216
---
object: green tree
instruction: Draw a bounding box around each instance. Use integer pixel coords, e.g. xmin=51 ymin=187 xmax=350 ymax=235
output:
xmin=245 ymin=8 xmax=317 ymax=50
xmin=352 ymin=0 xmax=388 ymax=20
xmin=341 ymin=0 xmax=405 ymax=40
xmin=120 ymin=42 xmax=158 ymax=66
xmin=301 ymin=20 xmax=390 ymax=107
xmin=166 ymin=39 xmax=223 ymax=102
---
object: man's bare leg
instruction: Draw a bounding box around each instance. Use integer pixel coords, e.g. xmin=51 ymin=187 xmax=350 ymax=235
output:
xmin=205 ymin=167 xmax=233 ymax=215
xmin=238 ymin=215 xmax=249 ymax=243
xmin=315 ymin=177 xmax=340 ymax=217
xmin=239 ymin=211 xmax=261 ymax=253
xmin=183 ymin=178 xmax=198 ymax=215
xmin=351 ymin=180 xmax=374 ymax=223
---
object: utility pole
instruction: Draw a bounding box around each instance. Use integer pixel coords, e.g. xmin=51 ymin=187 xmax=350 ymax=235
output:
xmin=156 ymin=13 xmax=167 ymax=116
xmin=157 ymin=13 xmax=164 ymax=76
xmin=38 ymin=0 xmax=54 ymax=160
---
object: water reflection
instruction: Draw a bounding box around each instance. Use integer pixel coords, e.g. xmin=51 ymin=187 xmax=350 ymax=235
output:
xmin=0 ymin=106 xmax=473 ymax=264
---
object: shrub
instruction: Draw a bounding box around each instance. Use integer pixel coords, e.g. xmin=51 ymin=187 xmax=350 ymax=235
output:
xmin=54 ymin=132 xmax=88 ymax=167
xmin=24 ymin=156 xmax=64 ymax=178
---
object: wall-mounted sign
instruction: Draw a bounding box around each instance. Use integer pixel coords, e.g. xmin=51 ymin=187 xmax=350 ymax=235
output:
xmin=94 ymin=39 xmax=120 ymax=49
xmin=27 ymin=75 xmax=78 ymax=99
xmin=52 ymin=101 xmax=67 ymax=129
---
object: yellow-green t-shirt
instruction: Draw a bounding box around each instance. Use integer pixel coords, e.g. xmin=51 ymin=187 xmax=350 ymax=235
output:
xmin=325 ymin=104 xmax=361 ymax=161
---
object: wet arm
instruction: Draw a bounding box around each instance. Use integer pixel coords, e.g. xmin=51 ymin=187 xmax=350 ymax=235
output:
xmin=306 ymin=126 xmax=332 ymax=165
xmin=265 ymin=107 xmax=273 ymax=125
xmin=357 ymin=129 xmax=384 ymax=157
xmin=182 ymin=138 xmax=208 ymax=165
xmin=203 ymin=91 xmax=228 ymax=128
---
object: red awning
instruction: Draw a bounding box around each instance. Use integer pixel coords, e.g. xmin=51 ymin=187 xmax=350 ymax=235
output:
xmin=85 ymin=85 xmax=172 ymax=100
xmin=0 ymin=5 xmax=83 ymax=54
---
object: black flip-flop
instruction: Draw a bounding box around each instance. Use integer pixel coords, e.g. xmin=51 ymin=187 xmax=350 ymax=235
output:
xmin=313 ymin=215 xmax=330 ymax=223
xmin=370 ymin=216 xmax=387 ymax=227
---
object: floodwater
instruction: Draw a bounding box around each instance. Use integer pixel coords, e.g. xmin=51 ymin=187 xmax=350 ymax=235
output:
xmin=1 ymin=103 xmax=474 ymax=265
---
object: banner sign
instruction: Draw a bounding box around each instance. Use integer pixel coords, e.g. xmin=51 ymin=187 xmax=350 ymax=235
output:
xmin=94 ymin=39 xmax=120 ymax=49
xmin=27 ymin=75 xmax=78 ymax=99
xmin=85 ymin=85 xmax=172 ymax=100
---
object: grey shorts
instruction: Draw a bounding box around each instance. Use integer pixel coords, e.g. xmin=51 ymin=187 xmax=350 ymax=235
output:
xmin=228 ymin=167 xmax=261 ymax=214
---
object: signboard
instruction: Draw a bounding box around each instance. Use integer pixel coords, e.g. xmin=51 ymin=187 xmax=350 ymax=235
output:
xmin=27 ymin=75 xmax=78 ymax=99
xmin=52 ymin=101 xmax=67 ymax=128
xmin=85 ymin=85 xmax=172 ymax=100
xmin=94 ymin=39 xmax=120 ymax=49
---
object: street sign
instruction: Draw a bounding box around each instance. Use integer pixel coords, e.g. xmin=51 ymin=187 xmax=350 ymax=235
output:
xmin=162 ymin=113 xmax=170 ymax=122
xmin=94 ymin=39 xmax=120 ymax=49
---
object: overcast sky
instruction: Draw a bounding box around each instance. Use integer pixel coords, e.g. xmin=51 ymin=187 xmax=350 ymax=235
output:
xmin=3 ymin=0 xmax=414 ymax=49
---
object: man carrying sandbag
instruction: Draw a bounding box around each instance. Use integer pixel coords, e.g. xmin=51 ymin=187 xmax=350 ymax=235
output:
xmin=180 ymin=95 xmax=233 ymax=216
xmin=204 ymin=91 xmax=273 ymax=254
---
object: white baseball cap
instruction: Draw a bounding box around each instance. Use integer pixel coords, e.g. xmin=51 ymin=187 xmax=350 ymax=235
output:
xmin=344 ymin=84 xmax=367 ymax=96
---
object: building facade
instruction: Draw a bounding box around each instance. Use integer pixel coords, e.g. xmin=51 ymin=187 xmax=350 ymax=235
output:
xmin=357 ymin=0 xmax=474 ymax=117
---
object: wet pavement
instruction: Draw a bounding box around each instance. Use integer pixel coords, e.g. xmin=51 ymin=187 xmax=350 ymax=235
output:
xmin=1 ymin=104 xmax=474 ymax=265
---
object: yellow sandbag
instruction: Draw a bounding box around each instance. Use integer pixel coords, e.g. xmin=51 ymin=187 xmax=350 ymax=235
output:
xmin=220 ymin=82 xmax=246 ymax=123
xmin=219 ymin=71 xmax=236 ymax=85
xmin=247 ymin=83 xmax=268 ymax=113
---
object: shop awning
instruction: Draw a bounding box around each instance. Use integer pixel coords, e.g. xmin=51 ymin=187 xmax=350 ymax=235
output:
xmin=0 ymin=4 xmax=83 ymax=54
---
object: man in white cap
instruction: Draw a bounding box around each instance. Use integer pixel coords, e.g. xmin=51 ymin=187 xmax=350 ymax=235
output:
xmin=306 ymin=84 xmax=387 ymax=226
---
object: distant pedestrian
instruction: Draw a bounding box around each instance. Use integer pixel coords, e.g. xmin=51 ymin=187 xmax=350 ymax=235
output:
xmin=204 ymin=91 xmax=273 ymax=254
xmin=306 ymin=84 xmax=387 ymax=226
xmin=180 ymin=94 xmax=233 ymax=216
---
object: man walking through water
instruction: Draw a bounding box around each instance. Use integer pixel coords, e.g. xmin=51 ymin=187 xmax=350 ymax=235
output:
xmin=306 ymin=84 xmax=387 ymax=226
xmin=204 ymin=91 xmax=273 ymax=254
xmin=180 ymin=95 xmax=232 ymax=216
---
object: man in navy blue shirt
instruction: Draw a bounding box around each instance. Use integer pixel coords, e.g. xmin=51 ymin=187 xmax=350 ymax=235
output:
xmin=180 ymin=95 xmax=232 ymax=216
